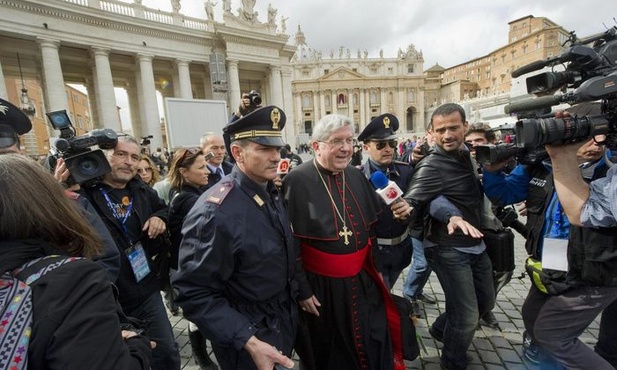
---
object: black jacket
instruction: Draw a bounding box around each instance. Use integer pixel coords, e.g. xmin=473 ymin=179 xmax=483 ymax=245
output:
xmin=168 ymin=184 xmax=203 ymax=269
xmin=29 ymin=257 xmax=152 ymax=370
xmin=80 ymin=178 xmax=168 ymax=312
xmin=403 ymin=145 xmax=484 ymax=247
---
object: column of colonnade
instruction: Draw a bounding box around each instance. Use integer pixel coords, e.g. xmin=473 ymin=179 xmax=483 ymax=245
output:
xmin=137 ymin=54 xmax=162 ymax=149
xmin=38 ymin=39 xmax=68 ymax=113
xmin=280 ymin=66 xmax=294 ymax=144
xmin=92 ymin=48 xmax=121 ymax=132
xmin=269 ymin=66 xmax=283 ymax=108
xmin=227 ymin=60 xmax=240 ymax=114
xmin=0 ymin=58 xmax=7 ymax=98
xmin=176 ymin=59 xmax=192 ymax=99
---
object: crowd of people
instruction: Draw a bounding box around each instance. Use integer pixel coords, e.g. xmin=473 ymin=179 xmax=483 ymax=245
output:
xmin=1 ymin=92 xmax=616 ymax=370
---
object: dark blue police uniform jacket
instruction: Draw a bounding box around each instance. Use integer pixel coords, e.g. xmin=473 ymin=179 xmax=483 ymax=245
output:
xmin=172 ymin=166 xmax=298 ymax=367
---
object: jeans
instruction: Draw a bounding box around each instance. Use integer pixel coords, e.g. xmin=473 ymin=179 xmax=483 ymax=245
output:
xmin=403 ymin=237 xmax=432 ymax=299
xmin=425 ymin=246 xmax=495 ymax=370
xmin=125 ymin=292 xmax=181 ymax=370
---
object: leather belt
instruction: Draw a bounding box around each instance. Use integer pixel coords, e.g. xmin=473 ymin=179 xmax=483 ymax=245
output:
xmin=376 ymin=229 xmax=410 ymax=246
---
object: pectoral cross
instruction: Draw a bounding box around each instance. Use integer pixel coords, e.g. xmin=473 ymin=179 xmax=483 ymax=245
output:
xmin=339 ymin=225 xmax=352 ymax=245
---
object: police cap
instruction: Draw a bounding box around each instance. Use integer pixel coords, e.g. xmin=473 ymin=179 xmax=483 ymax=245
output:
xmin=357 ymin=113 xmax=399 ymax=142
xmin=224 ymin=105 xmax=286 ymax=147
xmin=0 ymin=98 xmax=32 ymax=148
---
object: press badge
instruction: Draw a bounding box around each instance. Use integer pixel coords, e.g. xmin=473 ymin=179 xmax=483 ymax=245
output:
xmin=541 ymin=238 xmax=569 ymax=272
xmin=127 ymin=242 xmax=151 ymax=282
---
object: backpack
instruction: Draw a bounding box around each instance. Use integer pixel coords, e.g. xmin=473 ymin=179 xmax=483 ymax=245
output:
xmin=0 ymin=256 xmax=77 ymax=370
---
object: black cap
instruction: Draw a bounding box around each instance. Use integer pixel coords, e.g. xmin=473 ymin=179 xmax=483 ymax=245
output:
xmin=0 ymin=98 xmax=32 ymax=148
xmin=223 ymin=105 xmax=286 ymax=147
xmin=357 ymin=113 xmax=399 ymax=142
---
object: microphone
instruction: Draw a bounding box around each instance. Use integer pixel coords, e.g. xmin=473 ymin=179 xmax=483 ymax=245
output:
xmin=369 ymin=171 xmax=404 ymax=205
xmin=504 ymin=95 xmax=563 ymax=114
xmin=277 ymin=158 xmax=291 ymax=176
xmin=511 ymin=59 xmax=550 ymax=78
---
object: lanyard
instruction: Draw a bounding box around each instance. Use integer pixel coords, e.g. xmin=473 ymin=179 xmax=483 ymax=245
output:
xmin=99 ymin=187 xmax=133 ymax=238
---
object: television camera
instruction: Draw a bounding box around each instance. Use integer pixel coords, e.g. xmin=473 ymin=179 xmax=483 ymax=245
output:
xmin=504 ymin=25 xmax=617 ymax=151
xmin=46 ymin=109 xmax=117 ymax=184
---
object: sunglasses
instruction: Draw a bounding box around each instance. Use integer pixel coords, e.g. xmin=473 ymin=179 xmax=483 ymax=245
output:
xmin=374 ymin=141 xmax=398 ymax=150
xmin=178 ymin=147 xmax=202 ymax=166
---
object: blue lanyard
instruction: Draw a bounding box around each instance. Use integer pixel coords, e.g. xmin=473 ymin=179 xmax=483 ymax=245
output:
xmin=99 ymin=187 xmax=133 ymax=238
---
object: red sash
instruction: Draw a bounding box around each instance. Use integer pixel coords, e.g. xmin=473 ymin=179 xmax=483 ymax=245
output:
xmin=300 ymin=241 xmax=406 ymax=370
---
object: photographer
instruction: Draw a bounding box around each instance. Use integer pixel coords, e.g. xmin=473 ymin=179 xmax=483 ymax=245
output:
xmin=230 ymin=90 xmax=262 ymax=122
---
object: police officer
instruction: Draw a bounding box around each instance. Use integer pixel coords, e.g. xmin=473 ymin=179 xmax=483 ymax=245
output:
xmin=173 ymin=106 xmax=298 ymax=370
xmin=358 ymin=113 xmax=413 ymax=289
xmin=0 ymin=98 xmax=31 ymax=154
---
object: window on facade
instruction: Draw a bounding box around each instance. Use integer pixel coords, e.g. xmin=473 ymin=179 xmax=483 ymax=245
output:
xmin=407 ymin=64 xmax=414 ymax=73
xmin=407 ymin=90 xmax=414 ymax=102
xmin=406 ymin=107 xmax=414 ymax=132
xmin=387 ymin=67 xmax=393 ymax=74
xmin=370 ymin=67 xmax=378 ymax=74
xmin=337 ymin=93 xmax=346 ymax=105
xmin=302 ymin=94 xmax=311 ymax=108
xmin=388 ymin=92 xmax=394 ymax=103
xmin=370 ymin=91 xmax=378 ymax=104
xmin=304 ymin=121 xmax=313 ymax=136
xmin=352 ymin=68 xmax=357 ymax=72
xmin=302 ymin=71 xmax=309 ymax=77
xmin=323 ymin=69 xmax=329 ymax=75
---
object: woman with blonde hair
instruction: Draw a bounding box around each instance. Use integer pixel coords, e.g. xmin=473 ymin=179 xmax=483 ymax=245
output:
xmin=167 ymin=148 xmax=217 ymax=370
xmin=137 ymin=155 xmax=160 ymax=187
xmin=0 ymin=154 xmax=152 ymax=369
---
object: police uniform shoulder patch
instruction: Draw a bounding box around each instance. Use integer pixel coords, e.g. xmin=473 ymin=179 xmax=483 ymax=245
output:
xmin=206 ymin=182 xmax=234 ymax=205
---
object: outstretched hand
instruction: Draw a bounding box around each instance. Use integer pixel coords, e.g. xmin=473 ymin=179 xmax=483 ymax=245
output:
xmin=447 ymin=216 xmax=484 ymax=238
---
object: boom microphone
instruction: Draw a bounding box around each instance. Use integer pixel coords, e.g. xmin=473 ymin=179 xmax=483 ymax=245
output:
xmin=511 ymin=59 xmax=550 ymax=78
xmin=369 ymin=171 xmax=404 ymax=205
xmin=504 ymin=95 xmax=563 ymax=114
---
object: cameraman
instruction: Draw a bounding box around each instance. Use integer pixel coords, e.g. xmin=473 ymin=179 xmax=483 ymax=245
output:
xmin=545 ymin=132 xmax=617 ymax=370
xmin=483 ymin=134 xmax=611 ymax=367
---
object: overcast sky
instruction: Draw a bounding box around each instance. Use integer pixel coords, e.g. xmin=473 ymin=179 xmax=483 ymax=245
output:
xmin=136 ymin=0 xmax=616 ymax=68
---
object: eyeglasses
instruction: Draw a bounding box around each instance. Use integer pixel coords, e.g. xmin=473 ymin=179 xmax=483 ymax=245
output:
xmin=178 ymin=147 xmax=201 ymax=167
xmin=320 ymin=138 xmax=354 ymax=149
xmin=374 ymin=141 xmax=398 ymax=150
xmin=137 ymin=167 xmax=152 ymax=174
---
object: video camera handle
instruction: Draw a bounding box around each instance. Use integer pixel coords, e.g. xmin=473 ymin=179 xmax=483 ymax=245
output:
xmin=496 ymin=205 xmax=528 ymax=239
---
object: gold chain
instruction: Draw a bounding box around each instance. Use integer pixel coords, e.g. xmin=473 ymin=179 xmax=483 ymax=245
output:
xmin=313 ymin=159 xmax=352 ymax=245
